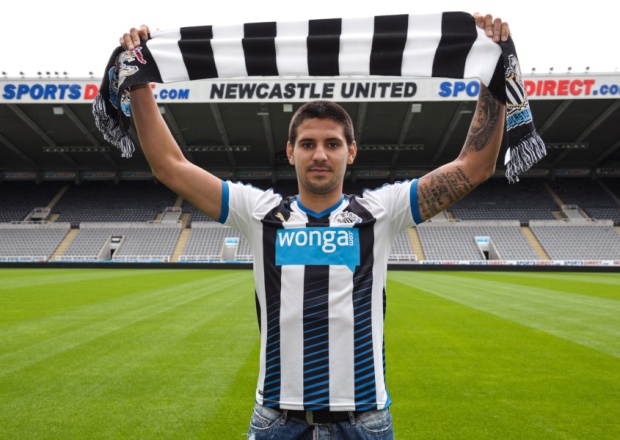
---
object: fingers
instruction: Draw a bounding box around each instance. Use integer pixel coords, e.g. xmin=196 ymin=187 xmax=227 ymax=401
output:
xmin=119 ymin=24 xmax=150 ymax=51
xmin=500 ymin=20 xmax=511 ymax=42
xmin=473 ymin=13 xmax=510 ymax=43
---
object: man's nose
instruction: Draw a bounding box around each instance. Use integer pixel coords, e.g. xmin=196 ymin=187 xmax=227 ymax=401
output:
xmin=312 ymin=144 xmax=328 ymax=161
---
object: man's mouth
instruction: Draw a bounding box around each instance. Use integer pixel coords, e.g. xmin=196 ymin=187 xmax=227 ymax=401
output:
xmin=308 ymin=164 xmax=333 ymax=173
xmin=308 ymin=168 xmax=332 ymax=177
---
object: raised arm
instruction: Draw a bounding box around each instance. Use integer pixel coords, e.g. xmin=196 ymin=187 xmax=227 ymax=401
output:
xmin=417 ymin=85 xmax=505 ymax=221
xmin=121 ymin=25 xmax=224 ymax=221
xmin=416 ymin=13 xmax=509 ymax=222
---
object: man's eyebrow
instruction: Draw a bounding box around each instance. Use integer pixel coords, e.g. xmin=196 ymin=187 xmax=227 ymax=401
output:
xmin=297 ymin=136 xmax=343 ymax=142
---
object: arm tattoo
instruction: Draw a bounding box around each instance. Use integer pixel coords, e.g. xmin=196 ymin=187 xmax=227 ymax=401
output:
xmin=459 ymin=87 xmax=501 ymax=159
xmin=417 ymin=166 xmax=474 ymax=220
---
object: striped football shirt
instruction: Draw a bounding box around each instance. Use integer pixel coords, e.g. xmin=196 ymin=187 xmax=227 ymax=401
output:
xmin=219 ymin=179 xmax=422 ymax=411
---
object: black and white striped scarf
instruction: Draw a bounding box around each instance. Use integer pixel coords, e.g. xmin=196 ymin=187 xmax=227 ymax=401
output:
xmin=93 ymin=11 xmax=545 ymax=182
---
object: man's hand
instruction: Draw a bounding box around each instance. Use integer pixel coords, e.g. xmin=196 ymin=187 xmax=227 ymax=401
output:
xmin=119 ymin=25 xmax=150 ymax=51
xmin=473 ymin=13 xmax=510 ymax=43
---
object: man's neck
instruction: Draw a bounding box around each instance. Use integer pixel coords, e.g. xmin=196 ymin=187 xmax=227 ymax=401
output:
xmin=296 ymin=189 xmax=343 ymax=216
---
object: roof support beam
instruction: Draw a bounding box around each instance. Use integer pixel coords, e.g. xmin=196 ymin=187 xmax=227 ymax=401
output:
xmin=60 ymin=104 xmax=117 ymax=167
xmin=258 ymin=104 xmax=275 ymax=167
xmin=159 ymin=105 xmax=194 ymax=162
xmin=430 ymin=102 xmax=470 ymax=166
xmin=536 ymin=100 xmax=572 ymax=137
xmin=8 ymin=104 xmax=78 ymax=167
xmin=0 ymin=133 xmax=39 ymax=168
xmin=8 ymin=104 xmax=56 ymax=146
xmin=355 ymin=103 xmax=368 ymax=144
xmin=595 ymin=139 xmax=620 ymax=165
xmin=209 ymin=103 xmax=236 ymax=168
xmin=391 ymin=104 xmax=417 ymax=167
xmin=553 ymin=100 xmax=620 ymax=165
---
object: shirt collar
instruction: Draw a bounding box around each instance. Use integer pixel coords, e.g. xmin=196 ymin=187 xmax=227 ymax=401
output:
xmin=295 ymin=195 xmax=344 ymax=218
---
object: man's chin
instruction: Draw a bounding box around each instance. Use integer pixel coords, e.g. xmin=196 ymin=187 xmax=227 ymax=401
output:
xmin=302 ymin=179 xmax=339 ymax=195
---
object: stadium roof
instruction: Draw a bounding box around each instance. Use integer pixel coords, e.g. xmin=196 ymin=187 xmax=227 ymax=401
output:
xmin=1 ymin=73 xmax=619 ymax=181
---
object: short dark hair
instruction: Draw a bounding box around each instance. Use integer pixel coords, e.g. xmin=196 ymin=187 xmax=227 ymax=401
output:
xmin=288 ymin=100 xmax=354 ymax=146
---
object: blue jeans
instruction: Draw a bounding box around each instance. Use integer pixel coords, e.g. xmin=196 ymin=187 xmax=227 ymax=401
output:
xmin=247 ymin=404 xmax=394 ymax=440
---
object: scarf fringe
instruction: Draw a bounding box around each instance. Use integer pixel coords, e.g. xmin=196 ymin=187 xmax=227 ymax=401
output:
xmin=92 ymin=93 xmax=135 ymax=158
xmin=505 ymin=132 xmax=547 ymax=183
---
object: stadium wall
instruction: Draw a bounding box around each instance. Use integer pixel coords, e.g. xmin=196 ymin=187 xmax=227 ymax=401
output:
xmin=1 ymin=261 xmax=618 ymax=273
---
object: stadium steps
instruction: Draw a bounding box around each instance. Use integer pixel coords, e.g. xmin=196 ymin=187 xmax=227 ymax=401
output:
xmin=46 ymin=184 xmax=70 ymax=209
xmin=48 ymin=213 xmax=60 ymax=222
xmin=180 ymin=213 xmax=190 ymax=228
xmin=521 ymin=226 xmax=550 ymax=260
xmin=170 ymin=213 xmax=191 ymax=261
xmin=545 ymin=181 xmax=566 ymax=208
xmin=172 ymin=228 xmax=192 ymax=262
xmin=174 ymin=195 xmax=184 ymax=208
xmin=407 ymin=227 xmax=425 ymax=261
xmin=49 ymin=228 xmax=80 ymax=260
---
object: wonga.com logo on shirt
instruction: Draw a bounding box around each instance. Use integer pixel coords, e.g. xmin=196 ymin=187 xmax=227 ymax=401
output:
xmin=275 ymin=227 xmax=360 ymax=271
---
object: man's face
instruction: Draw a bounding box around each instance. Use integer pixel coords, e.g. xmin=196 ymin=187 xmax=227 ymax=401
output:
xmin=287 ymin=118 xmax=356 ymax=197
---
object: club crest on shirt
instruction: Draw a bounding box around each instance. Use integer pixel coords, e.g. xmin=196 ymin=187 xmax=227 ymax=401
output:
xmin=334 ymin=211 xmax=362 ymax=225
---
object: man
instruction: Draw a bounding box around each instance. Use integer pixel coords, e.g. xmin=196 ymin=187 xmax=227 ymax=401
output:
xmin=120 ymin=13 xmax=510 ymax=439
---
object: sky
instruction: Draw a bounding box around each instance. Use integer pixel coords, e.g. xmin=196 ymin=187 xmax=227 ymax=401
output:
xmin=1 ymin=0 xmax=619 ymax=79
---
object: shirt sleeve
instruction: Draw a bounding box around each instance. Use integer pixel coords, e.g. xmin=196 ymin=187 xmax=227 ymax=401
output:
xmin=359 ymin=179 xmax=423 ymax=232
xmin=220 ymin=181 xmax=282 ymax=238
xmin=409 ymin=179 xmax=423 ymax=224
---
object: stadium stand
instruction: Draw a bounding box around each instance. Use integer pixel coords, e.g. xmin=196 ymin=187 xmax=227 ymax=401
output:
xmin=529 ymin=220 xmax=620 ymax=260
xmin=272 ymin=180 xmax=298 ymax=198
xmin=181 ymin=200 xmax=215 ymax=225
xmin=2 ymin=178 xmax=619 ymax=264
xmin=0 ymin=223 xmax=70 ymax=262
xmin=602 ymin=178 xmax=620 ymax=199
xmin=417 ymin=221 xmax=540 ymax=261
xmin=180 ymin=223 xmax=252 ymax=262
xmin=389 ymin=230 xmax=417 ymax=262
xmin=550 ymin=178 xmax=620 ymax=225
xmin=448 ymin=178 xmax=559 ymax=225
xmin=52 ymin=181 xmax=178 ymax=227
xmin=57 ymin=223 xmax=182 ymax=262
xmin=0 ymin=181 xmax=63 ymax=223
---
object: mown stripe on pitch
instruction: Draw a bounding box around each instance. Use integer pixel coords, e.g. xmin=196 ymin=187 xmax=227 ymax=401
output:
xmin=0 ymin=271 xmax=253 ymax=376
xmin=389 ymin=272 xmax=620 ymax=358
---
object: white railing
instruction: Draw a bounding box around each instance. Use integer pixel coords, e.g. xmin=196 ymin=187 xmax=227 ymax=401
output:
xmin=388 ymin=254 xmax=417 ymax=262
xmin=112 ymin=255 xmax=171 ymax=262
xmin=177 ymin=255 xmax=254 ymax=262
xmin=178 ymin=255 xmax=222 ymax=262
xmin=55 ymin=256 xmax=101 ymax=262
xmin=0 ymin=256 xmax=47 ymax=262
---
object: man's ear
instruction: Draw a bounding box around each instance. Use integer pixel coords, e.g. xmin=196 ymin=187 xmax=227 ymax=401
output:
xmin=286 ymin=142 xmax=294 ymax=165
xmin=347 ymin=141 xmax=357 ymax=164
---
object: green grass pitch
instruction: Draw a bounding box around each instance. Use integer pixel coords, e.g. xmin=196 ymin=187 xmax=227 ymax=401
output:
xmin=0 ymin=268 xmax=618 ymax=439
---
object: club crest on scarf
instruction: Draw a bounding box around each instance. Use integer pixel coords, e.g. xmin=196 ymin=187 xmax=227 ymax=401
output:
xmin=108 ymin=47 xmax=147 ymax=117
xmin=504 ymin=54 xmax=533 ymax=131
